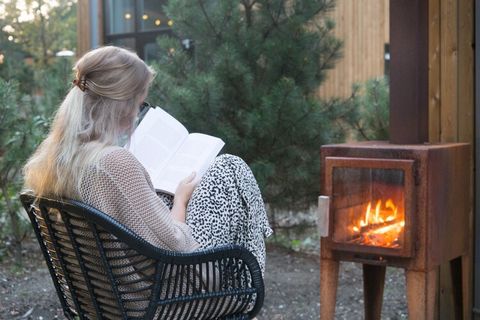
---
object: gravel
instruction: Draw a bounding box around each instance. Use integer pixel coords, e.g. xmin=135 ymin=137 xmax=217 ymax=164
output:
xmin=0 ymin=241 xmax=408 ymax=320
xmin=259 ymin=245 xmax=407 ymax=320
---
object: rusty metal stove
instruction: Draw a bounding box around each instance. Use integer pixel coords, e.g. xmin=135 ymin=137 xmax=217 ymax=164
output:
xmin=319 ymin=142 xmax=470 ymax=319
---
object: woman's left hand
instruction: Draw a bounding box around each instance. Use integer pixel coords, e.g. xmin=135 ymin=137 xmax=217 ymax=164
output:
xmin=174 ymin=172 xmax=197 ymax=207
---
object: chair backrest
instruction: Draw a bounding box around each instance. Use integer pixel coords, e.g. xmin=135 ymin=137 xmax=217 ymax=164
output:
xmin=20 ymin=193 xmax=264 ymax=320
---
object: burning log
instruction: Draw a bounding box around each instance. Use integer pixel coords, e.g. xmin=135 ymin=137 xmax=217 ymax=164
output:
xmin=349 ymin=220 xmax=405 ymax=248
xmin=357 ymin=219 xmax=401 ymax=234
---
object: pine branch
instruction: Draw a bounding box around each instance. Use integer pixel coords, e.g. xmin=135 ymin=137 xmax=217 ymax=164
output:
xmin=261 ymin=0 xmax=282 ymax=40
xmin=241 ymin=0 xmax=256 ymax=27
xmin=218 ymin=3 xmax=235 ymax=34
xmin=371 ymin=81 xmax=388 ymax=132
xmin=268 ymin=83 xmax=295 ymax=149
xmin=317 ymin=40 xmax=342 ymax=72
xmin=197 ymin=0 xmax=222 ymax=40
xmin=301 ymin=1 xmax=335 ymax=22
xmin=262 ymin=1 xmax=333 ymax=41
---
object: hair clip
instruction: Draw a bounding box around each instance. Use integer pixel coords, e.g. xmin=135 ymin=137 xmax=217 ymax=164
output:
xmin=72 ymin=77 xmax=87 ymax=91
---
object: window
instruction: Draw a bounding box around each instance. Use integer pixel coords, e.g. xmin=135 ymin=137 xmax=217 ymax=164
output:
xmin=104 ymin=0 xmax=172 ymax=61
xmin=384 ymin=43 xmax=390 ymax=77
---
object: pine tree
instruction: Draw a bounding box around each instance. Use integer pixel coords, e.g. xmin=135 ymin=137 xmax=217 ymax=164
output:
xmin=348 ymin=77 xmax=390 ymax=141
xmin=150 ymin=0 xmax=347 ymax=209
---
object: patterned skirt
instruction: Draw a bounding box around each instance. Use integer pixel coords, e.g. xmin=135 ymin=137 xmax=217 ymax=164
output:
xmin=158 ymin=154 xmax=272 ymax=275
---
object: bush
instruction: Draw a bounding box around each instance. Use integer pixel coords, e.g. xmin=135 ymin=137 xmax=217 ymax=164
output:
xmin=0 ymin=67 xmax=63 ymax=263
xmin=149 ymin=0 xmax=350 ymax=210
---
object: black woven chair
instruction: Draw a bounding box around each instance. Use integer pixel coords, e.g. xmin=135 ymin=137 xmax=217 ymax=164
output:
xmin=20 ymin=193 xmax=264 ymax=320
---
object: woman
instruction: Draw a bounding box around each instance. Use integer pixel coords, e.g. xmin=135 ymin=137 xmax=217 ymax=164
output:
xmin=23 ymin=46 xmax=272 ymax=275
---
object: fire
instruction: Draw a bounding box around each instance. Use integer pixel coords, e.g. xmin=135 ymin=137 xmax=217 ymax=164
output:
xmin=349 ymin=198 xmax=405 ymax=248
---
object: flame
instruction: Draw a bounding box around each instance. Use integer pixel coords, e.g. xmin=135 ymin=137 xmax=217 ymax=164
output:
xmin=349 ymin=198 xmax=405 ymax=248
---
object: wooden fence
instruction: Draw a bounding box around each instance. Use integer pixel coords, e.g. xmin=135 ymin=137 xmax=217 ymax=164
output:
xmin=428 ymin=0 xmax=474 ymax=319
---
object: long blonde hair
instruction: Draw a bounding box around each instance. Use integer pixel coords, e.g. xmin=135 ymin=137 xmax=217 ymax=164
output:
xmin=24 ymin=46 xmax=155 ymax=198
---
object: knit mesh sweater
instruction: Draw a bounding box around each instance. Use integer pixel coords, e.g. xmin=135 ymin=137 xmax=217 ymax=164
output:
xmin=79 ymin=146 xmax=200 ymax=252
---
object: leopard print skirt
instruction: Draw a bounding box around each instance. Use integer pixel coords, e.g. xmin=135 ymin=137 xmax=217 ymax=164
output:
xmin=158 ymin=154 xmax=272 ymax=275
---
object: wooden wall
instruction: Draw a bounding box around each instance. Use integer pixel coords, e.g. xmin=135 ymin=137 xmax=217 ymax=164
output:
xmin=77 ymin=0 xmax=91 ymax=57
xmin=316 ymin=0 xmax=389 ymax=99
xmin=428 ymin=0 xmax=475 ymax=319
xmin=76 ymin=0 xmax=104 ymax=58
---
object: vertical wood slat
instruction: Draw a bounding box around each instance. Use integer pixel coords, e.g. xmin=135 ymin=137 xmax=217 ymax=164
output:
xmin=316 ymin=0 xmax=389 ymax=99
xmin=457 ymin=0 xmax=474 ymax=318
xmin=437 ymin=1 xmax=458 ymax=317
xmin=96 ymin=0 xmax=105 ymax=46
xmin=457 ymin=0 xmax=474 ymax=144
xmin=428 ymin=0 xmax=441 ymax=143
xmin=439 ymin=0 xmax=458 ymax=143
xmin=77 ymin=0 xmax=91 ymax=57
xmin=76 ymin=0 xmax=104 ymax=55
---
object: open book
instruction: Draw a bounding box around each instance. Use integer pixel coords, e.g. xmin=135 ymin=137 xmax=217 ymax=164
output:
xmin=127 ymin=107 xmax=225 ymax=195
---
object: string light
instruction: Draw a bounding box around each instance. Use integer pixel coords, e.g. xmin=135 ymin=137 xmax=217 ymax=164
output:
xmin=142 ymin=14 xmax=148 ymax=20
xmin=124 ymin=13 xmax=132 ymax=19
xmin=0 ymin=54 xmax=4 ymax=64
xmin=155 ymin=19 xmax=161 ymax=26
xmin=7 ymin=35 xmax=13 ymax=41
xmin=167 ymin=19 xmax=173 ymax=27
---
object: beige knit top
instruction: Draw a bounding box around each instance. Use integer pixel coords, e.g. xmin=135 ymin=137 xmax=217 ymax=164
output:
xmin=79 ymin=146 xmax=200 ymax=252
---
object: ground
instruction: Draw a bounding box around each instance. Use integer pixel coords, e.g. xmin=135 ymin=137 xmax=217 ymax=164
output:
xmin=0 ymin=240 xmax=408 ymax=319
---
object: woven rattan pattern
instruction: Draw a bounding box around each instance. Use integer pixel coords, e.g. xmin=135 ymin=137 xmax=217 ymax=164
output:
xmin=20 ymin=193 xmax=264 ymax=320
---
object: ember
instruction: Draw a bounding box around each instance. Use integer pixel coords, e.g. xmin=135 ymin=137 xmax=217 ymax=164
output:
xmin=349 ymin=199 xmax=405 ymax=248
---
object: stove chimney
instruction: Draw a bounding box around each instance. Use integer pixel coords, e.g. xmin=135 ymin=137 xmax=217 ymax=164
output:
xmin=389 ymin=0 xmax=429 ymax=144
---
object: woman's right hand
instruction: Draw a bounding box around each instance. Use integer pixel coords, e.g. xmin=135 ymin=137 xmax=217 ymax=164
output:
xmin=174 ymin=172 xmax=197 ymax=207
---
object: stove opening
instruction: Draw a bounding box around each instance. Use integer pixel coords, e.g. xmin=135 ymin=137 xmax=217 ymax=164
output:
xmin=332 ymin=167 xmax=406 ymax=250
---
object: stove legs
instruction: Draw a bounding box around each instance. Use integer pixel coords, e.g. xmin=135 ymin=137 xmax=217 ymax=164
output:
xmin=363 ymin=264 xmax=386 ymax=320
xmin=320 ymin=261 xmax=386 ymax=320
xmin=320 ymin=259 xmax=339 ymax=320
xmin=406 ymin=268 xmax=438 ymax=320
xmin=450 ymin=256 xmax=463 ymax=320
xmin=320 ymin=259 xmax=466 ymax=319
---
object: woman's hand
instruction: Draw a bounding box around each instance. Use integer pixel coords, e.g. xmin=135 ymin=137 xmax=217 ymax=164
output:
xmin=174 ymin=172 xmax=197 ymax=208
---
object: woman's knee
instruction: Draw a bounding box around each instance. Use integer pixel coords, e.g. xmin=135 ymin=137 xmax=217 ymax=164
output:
xmin=215 ymin=153 xmax=247 ymax=168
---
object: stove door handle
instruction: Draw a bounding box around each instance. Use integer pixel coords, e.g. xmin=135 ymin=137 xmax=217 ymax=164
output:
xmin=318 ymin=196 xmax=330 ymax=237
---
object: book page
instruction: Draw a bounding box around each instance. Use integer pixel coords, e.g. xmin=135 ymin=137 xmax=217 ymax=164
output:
xmin=154 ymin=133 xmax=225 ymax=194
xmin=128 ymin=108 xmax=189 ymax=181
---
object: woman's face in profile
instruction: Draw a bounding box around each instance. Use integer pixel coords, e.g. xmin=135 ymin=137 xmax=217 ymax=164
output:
xmin=121 ymin=91 xmax=149 ymax=132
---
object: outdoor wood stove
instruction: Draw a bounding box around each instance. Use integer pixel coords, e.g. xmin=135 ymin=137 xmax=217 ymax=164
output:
xmin=319 ymin=142 xmax=470 ymax=319
xmin=316 ymin=1 xmax=474 ymax=318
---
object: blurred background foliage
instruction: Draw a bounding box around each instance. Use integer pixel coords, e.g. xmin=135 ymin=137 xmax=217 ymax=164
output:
xmin=0 ymin=0 xmax=77 ymax=265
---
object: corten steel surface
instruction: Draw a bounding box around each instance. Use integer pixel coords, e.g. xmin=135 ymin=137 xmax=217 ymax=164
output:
xmin=320 ymin=141 xmax=470 ymax=271
xmin=319 ymin=141 xmax=471 ymax=320
xmin=389 ymin=0 xmax=429 ymax=144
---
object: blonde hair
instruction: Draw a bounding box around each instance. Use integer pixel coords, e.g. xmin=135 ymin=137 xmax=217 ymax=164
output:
xmin=24 ymin=46 xmax=155 ymax=198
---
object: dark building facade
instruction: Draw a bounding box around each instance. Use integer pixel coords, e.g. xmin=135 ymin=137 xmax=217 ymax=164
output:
xmin=78 ymin=0 xmax=172 ymax=61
